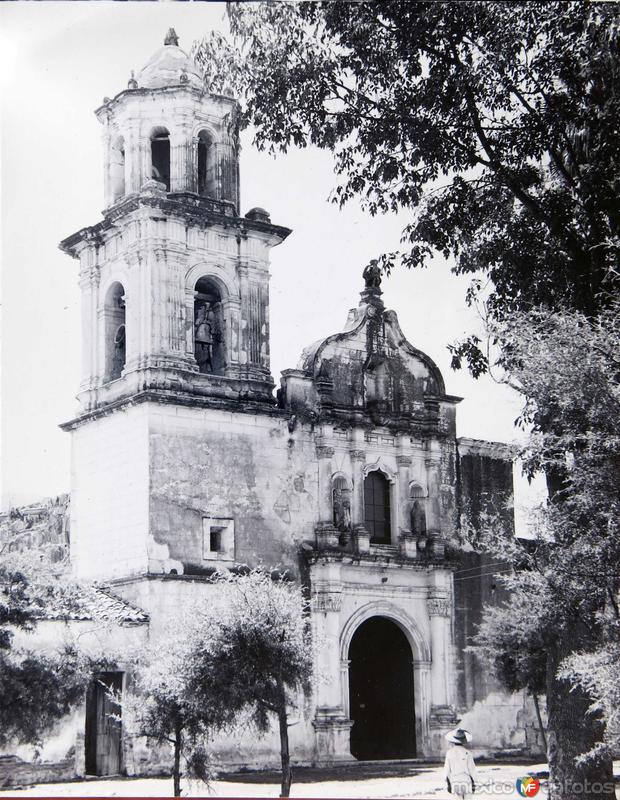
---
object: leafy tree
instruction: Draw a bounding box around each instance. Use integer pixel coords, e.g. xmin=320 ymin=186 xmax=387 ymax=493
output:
xmin=196 ymin=1 xmax=620 ymax=374
xmin=0 ymin=560 xmax=87 ymax=749
xmin=560 ymin=635 xmax=620 ymax=764
xmin=128 ymin=619 xmax=230 ymax=797
xmin=467 ymin=302 xmax=620 ymax=798
xmin=192 ymin=570 xmax=313 ymax=798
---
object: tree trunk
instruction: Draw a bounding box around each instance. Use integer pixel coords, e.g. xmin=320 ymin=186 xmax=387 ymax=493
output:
xmin=173 ymin=721 xmax=182 ymax=797
xmin=532 ymin=693 xmax=547 ymax=755
xmin=546 ymin=634 xmax=614 ymax=800
xmin=277 ymin=705 xmax=292 ymax=798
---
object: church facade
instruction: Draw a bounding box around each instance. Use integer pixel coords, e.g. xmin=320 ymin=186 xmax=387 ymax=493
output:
xmin=20 ymin=30 xmax=542 ymax=780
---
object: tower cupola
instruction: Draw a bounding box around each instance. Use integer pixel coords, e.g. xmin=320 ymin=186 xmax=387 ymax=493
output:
xmin=95 ymin=30 xmax=240 ymax=210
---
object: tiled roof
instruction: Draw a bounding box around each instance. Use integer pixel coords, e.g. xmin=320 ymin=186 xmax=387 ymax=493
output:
xmin=37 ymin=585 xmax=149 ymax=626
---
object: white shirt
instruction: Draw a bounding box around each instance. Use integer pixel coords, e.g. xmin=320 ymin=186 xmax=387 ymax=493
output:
xmin=444 ymin=745 xmax=477 ymax=793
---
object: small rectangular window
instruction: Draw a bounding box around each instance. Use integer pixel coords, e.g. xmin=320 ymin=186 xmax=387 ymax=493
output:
xmin=209 ymin=528 xmax=222 ymax=552
xmin=202 ymin=517 xmax=234 ymax=561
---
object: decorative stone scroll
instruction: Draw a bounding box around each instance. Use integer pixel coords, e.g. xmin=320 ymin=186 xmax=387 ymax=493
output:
xmin=429 ymin=704 xmax=458 ymax=726
xmin=350 ymin=450 xmax=366 ymax=462
xmin=427 ymin=593 xmax=451 ymax=617
xmin=316 ymin=445 xmax=335 ymax=459
xmin=396 ymin=455 xmax=412 ymax=467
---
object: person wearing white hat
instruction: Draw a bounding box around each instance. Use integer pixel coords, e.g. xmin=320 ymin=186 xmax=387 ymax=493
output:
xmin=443 ymin=728 xmax=477 ymax=798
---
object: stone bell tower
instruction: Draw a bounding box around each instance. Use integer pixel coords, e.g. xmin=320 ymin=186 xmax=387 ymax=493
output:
xmin=61 ymin=29 xmax=290 ymax=414
xmin=60 ymin=31 xmax=290 ymax=579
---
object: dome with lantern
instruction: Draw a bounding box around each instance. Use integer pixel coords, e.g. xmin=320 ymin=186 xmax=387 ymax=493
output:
xmin=136 ymin=28 xmax=203 ymax=90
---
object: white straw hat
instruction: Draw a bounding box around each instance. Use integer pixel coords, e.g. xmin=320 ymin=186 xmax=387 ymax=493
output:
xmin=446 ymin=727 xmax=473 ymax=744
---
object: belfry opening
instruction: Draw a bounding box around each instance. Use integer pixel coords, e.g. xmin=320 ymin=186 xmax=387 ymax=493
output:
xmin=348 ymin=616 xmax=416 ymax=760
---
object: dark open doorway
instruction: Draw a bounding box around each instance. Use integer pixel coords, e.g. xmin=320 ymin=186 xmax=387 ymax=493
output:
xmin=348 ymin=617 xmax=416 ymax=759
xmin=85 ymin=672 xmax=123 ymax=776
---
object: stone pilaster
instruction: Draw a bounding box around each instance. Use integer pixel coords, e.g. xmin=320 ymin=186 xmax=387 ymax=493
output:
xmin=78 ymin=261 xmax=100 ymax=392
xmin=311 ymin=563 xmax=351 ymax=761
xmin=425 ymin=453 xmax=444 ymax=558
xmin=396 ymin=446 xmax=416 ymax=559
xmin=101 ymin=128 xmax=112 ymax=208
xmin=316 ymin=442 xmax=335 ymax=528
xmin=350 ymin=440 xmax=366 ymax=528
xmin=124 ymin=125 xmax=141 ymax=195
xmin=427 ymin=588 xmax=451 ymax=709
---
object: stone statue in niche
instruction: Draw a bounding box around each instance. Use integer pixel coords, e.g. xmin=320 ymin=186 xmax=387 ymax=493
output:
xmin=333 ymin=480 xmax=352 ymax=533
xmin=410 ymin=499 xmax=427 ymax=537
xmin=111 ymin=325 xmax=126 ymax=380
xmin=194 ymin=300 xmax=222 ymax=374
xmin=363 ymin=259 xmax=382 ymax=289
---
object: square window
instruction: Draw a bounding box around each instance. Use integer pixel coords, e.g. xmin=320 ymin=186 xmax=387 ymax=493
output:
xmin=202 ymin=518 xmax=234 ymax=561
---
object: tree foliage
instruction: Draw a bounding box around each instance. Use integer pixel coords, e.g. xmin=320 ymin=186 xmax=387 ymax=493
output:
xmin=130 ymin=570 xmax=313 ymax=798
xmin=0 ymin=559 xmax=87 ymax=749
xmin=128 ymin=612 xmax=229 ymax=797
xmin=470 ymin=301 xmax=620 ymax=792
xmin=196 ymin=1 xmax=620 ymax=373
xmin=191 ymin=570 xmax=313 ymax=798
xmin=559 ymin=634 xmax=620 ymax=764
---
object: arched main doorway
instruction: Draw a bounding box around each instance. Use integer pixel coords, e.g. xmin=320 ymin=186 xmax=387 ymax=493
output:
xmin=348 ymin=616 xmax=416 ymax=759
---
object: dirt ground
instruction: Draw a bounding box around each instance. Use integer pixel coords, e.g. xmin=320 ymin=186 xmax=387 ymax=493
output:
xmin=0 ymin=759 xmax=560 ymax=799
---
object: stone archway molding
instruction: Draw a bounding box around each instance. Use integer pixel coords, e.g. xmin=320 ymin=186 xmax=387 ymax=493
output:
xmin=340 ymin=600 xmax=431 ymax=664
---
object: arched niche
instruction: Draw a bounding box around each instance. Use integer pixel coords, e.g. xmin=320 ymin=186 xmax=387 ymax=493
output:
xmin=150 ymin=126 xmax=170 ymax=190
xmin=109 ymin=135 xmax=125 ymax=202
xmin=104 ymin=282 xmax=126 ymax=382
xmin=197 ymin=129 xmax=217 ymax=197
xmin=410 ymin=483 xmax=427 ymax=537
xmin=194 ymin=276 xmax=226 ymax=375
xmin=332 ymin=474 xmax=352 ymax=534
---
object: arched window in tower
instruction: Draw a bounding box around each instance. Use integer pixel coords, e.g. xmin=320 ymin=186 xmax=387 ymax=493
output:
xmin=410 ymin=484 xmax=427 ymax=537
xmin=364 ymin=470 xmax=391 ymax=544
xmin=109 ymin=135 xmax=125 ymax=202
xmin=104 ymin=282 xmax=126 ymax=382
xmin=194 ymin=277 xmax=225 ymax=375
xmin=150 ymin=127 xmax=170 ymax=190
xmin=332 ymin=476 xmax=351 ymax=533
xmin=197 ymin=130 xmax=216 ymax=197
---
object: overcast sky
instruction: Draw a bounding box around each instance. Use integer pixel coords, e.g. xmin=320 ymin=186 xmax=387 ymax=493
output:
xmin=0 ymin=2 xmax=543 ymax=521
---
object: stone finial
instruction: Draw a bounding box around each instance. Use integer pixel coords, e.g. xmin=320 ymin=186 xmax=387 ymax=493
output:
xmin=128 ymin=70 xmax=138 ymax=89
xmin=245 ymin=207 xmax=271 ymax=223
xmin=164 ymin=28 xmax=179 ymax=47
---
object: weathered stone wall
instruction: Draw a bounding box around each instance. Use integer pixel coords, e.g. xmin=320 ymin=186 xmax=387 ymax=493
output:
xmin=0 ymin=495 xmax=70 ymax=566
xmin=0 ymin=756 xmax=75 ymax=790
xmin=147 ymin=404 xmax=318 ymax=576
xmin=1 ymin=619 xmax=149 ymax=785
xmin=453 ymin=439 xmax=530 ymax=751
